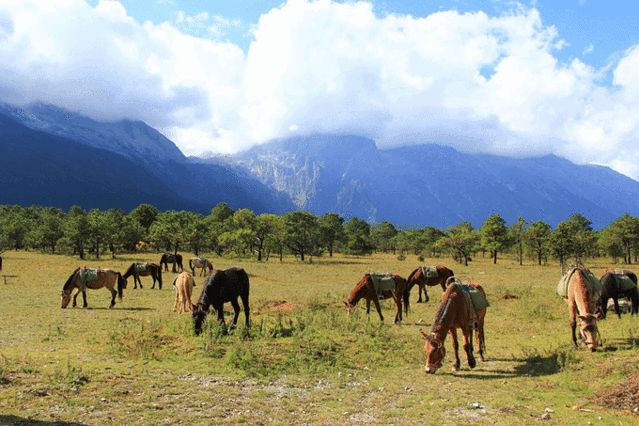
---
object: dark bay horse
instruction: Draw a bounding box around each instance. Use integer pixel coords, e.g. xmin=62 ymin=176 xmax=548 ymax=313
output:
xmin=122 ymin=262 xmax=163 ymax=289
xmin=560 ymin=266 xmax=601 ymax=351
xmin=192 ymin=267 xmax=250 ymax=335
xmin=189 ymin=257 xmax=213 ymax=276
xmin=598 ymin=267 xmax=639 ymax=319
xmin=406 ymin=265 xmax=454 ymax=304
xmin=160 ymin=253 xmax=183 ymax=273
xmin=60 ymin=267 xmax=125 ymax=309
xmin=344 ymin=273 xmax=409 ymax=324
xmin=421 ymin=279 xmax=487 ymax=373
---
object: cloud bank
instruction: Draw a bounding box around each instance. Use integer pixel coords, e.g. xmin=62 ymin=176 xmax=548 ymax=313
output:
xmin=1 ymin=0 xmax=639 ymax=179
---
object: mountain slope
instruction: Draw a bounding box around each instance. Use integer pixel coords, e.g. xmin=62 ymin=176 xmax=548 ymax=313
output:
xmin=214 ymin=134 xmax=639 ymax=229
xmin=0 ymin=102 xmax=296 ymax=215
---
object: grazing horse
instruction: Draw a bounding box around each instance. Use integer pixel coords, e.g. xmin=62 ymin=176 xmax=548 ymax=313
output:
xmin=60 ymin=267 xmax=125 ymax=309
xmin=172 ymin=271 xmax=196 ymax=314
xmin=192 ymin=267 xmax=250 ymax=335
xmin=122 ymin=262 xmax=163 ymax=290
xmin=189 ymin=257 xmax=213 ymax=276
xmin=598 ymin=268 xmax=639 ymax=319
xmin=344 ymin=273 xmax=409 ymax=324
xmin=421 ymin=278 xmax=487 ymax=373
xmin=160 ymin=253 xmax=183 ymax=273
xmin=406 ymin=265 xmax=455 ymax=304
xmin=559 ymin=266 xmax=601 ymax=351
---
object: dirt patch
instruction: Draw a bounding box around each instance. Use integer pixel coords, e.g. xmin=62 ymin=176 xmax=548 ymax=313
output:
xmin=254 ymin=300 xmax=300 ymax=314
xmin=593 ymin=373 xmax=639 ymax=412
xmin=502 ymin=294 xmax=519 ymax=300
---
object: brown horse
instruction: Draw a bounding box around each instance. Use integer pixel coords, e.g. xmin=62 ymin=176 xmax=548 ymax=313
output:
xmin=344 ymin=273 xmax=409 ymax=324
xmin=406 ymin=265 xmax=455 ymax=304
xmin=189 ymin=257 xmax=213 ymax=276
xmin=421 ymin=278 xmax=487 ymax=373
xmin=160 ymin=253 xmax=183 ymax=272
xmin=598 ymin=267 xmax=639 ymax=319
xmin=561 ymin=266 xmax=601 ymax=351
xmin=122 ymin=262 xmax=163 ymax=289
xmin=60 ymin=267 xmax=125 ymax=309
xmin=172 ymin=271 xmax=196 ymax=314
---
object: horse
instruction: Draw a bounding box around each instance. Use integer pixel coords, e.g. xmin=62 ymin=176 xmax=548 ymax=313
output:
xmin=192 ymin=267 xmax=250 ymax=335
xmin=559 ymin=266 xmax=601 ymax=351
xmin=122 ymin=262 xmax=163 ymax=290
xmin=189 ymin=257 xmax=213 ymax=276
xmin=160 ymin=253 xmax=183 ymax=273
xmin=60 ymin=267 xmax=125 ymax=309
xmin=172 ymin=271 xmax=196 ymax=314
xmin=406 ymin=265 xmax=455 ymax=304
xmin=421 ymin=278 xmax=487 ymax=374
xmin=343 ymin=273 xmax=409 ymax=324
xmin=598 ymin=267 xmax=639 ymax=319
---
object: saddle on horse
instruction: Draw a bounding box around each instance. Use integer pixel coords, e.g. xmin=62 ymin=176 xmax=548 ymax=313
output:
xmin=370 ymin=274 xmax=396 ymax=300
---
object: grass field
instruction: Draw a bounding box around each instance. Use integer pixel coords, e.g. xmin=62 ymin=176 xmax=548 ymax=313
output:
xmin=1 ymin=250 xmax=639 ymax=425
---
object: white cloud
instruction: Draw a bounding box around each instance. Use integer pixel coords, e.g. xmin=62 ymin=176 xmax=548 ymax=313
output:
xmin=2 ymin=0 xmax=639 ymax=180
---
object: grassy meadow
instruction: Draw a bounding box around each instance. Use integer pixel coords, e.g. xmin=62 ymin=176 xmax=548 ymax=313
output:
xmin=1 ymin=250 xmax=639 ymax=425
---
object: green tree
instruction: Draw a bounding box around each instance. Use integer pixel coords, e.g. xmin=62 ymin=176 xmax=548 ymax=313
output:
xmin=64 ymin=206 xmax=90 ymax=259
xmin=480 ymin=214 xmax=509 ymax=264
xmin=509 ymin=216 xmax=528 ymax=266
xmin=438 ymin=222 xmax=478 ymax=266
xmin=549 ymin=214 xmax=594 ymax=272
xmin=283 ymin=211 xmax=320 ymax=261
xmin=34 ymin=207 xmax=66 ymax=253
xmin=371 ymin=221 xmax=398 ymax=253
xmin=344 ymin=217 xmax=374 ymax=255
xmin=525 ymin=220 xmax=551 ymax=266
xmin=318 ymin=213 xmax=345 ymax=257
xmin=149 ymin=211 xmax=195 ymax=256
xmin=605 ymin=213 xmax=639 ymax=264
xmin=255 ymin=213 xmax=281 ymax=261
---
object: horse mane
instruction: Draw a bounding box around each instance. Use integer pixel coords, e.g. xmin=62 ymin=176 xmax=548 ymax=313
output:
xmin=62 ymin=267 xmax=81 ymax=291
xmin=430 ymin=284 xmax=456 ymax=333
xmin=406 ymin=268 xmax=419 ymax=283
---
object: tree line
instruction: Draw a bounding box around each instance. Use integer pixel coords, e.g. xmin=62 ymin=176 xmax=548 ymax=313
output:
xmin=1 ymin=203 xmax=638 ymax=267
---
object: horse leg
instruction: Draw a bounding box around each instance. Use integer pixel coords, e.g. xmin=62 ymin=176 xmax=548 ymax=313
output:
xmin=151 ymin=274 xmax=157 ymax=290
xmin=372 ymin=297 xmax=384 ymax=323
xmin=417 ymin=284 xmax=424 ymax=303
xmin=476 ymin=314 xmax=485 ymax=362
xmin=109 ymin=288 xmax=117 ymax=308
xmin=462 ymin=326 xmax=476 ymax=369
xmin=81 ymin=289 xmax=88 ymax=308
xmin=216 ymin=304 xmax=228 ymax=334
xmin=72 ymin=289 xmax=80 ymax=308
xmin=392 ymin=293 xmax=402 ymax=324
xmin=135 ymin=275 xmax=142 ymax=289
xmin=450 ymin=328 xmax=461 ymax=372
xmin=612 ymin=296 xmax=622 ymax=319
xmin=230 ymin=299 xmax=241 ymax=330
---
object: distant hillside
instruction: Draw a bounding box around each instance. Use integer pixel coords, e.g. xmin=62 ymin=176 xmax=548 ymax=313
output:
xmin=0 ymin=103 xmax=295 ymax=215
xmin=200 ymin=134 xmax=639 ymax=229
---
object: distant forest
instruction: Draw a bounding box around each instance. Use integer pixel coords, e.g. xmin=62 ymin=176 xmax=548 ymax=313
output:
xmin=1 ymin=203 xmax=637 ymax=267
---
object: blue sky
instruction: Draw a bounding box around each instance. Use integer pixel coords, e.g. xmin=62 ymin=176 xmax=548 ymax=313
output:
xmin=2 ymin=0 xmax=639 ymax=180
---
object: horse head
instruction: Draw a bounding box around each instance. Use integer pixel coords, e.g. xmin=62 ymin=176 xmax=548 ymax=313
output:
xmin=421 ymin=330 xmax=445 ymax=374
xmin=578 ymin=313 xmax=600 ymax=351
xmin=192 ymin=304 xmax=208 ymax=335
xmin=60 ymin=290 xmax=71 ymax=308
xmin=343 ymin=301 xmax=357 ymax=315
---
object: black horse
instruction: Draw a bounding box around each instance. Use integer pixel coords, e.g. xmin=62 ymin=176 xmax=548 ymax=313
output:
xmin=598 ymin=269 xmax=639 ymax=319
xmin=192 ymin=267 xmax=250 ymax=335
xmin=159 ymin=253 xmax=183 ymax=273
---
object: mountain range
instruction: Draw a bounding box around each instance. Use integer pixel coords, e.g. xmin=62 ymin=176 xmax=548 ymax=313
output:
xmin=2 ymin=101 xmax=639 ymax=230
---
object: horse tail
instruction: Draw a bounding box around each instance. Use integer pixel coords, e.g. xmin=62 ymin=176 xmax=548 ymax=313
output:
xmin=403 ymin=283 xmax=410 ymax=316
xmin=117 ymin=272 xmax=124 ymax=300
xmin=157 ymin=266 xmax=163 ymax=289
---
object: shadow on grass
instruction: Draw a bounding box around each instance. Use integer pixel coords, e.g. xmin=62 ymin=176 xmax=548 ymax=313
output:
xmin=82 ymin=307 xmax=155 ymax=311
xmin=511 ymin=353 xmax=564 ymax=377
xmin=0 ymin=415 xmax=89 ymax=426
